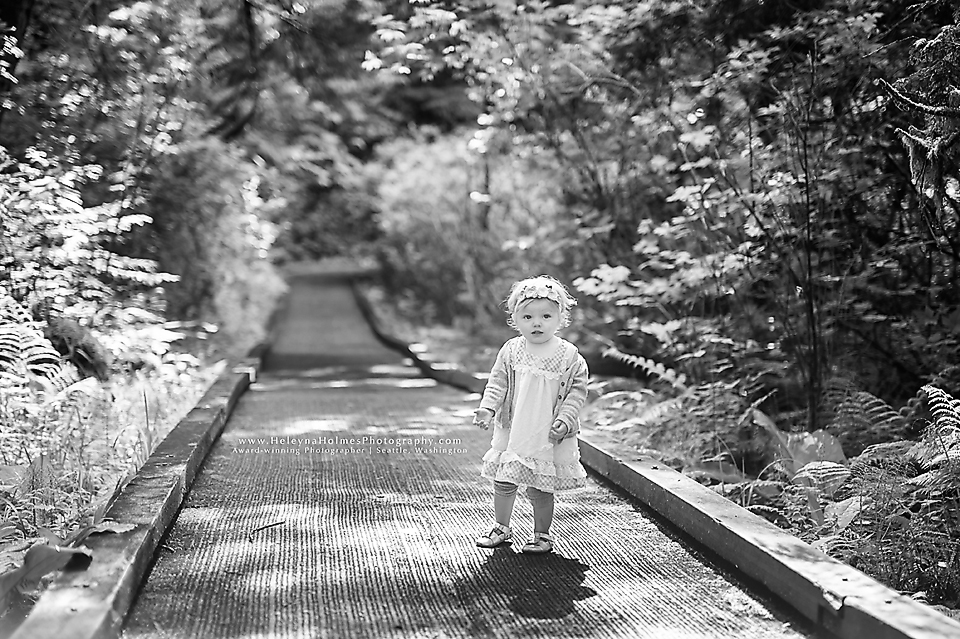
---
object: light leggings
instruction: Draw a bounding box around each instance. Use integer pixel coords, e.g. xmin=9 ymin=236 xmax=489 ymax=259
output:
xmin=493 ymin=480 xmax=555 ymax=534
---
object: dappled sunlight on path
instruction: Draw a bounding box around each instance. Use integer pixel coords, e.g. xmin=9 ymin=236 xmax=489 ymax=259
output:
xmin=121 ymin=269 xmax=817 ymax=639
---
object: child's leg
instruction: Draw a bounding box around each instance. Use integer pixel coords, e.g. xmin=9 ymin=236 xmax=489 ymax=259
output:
xmin=493 ymin=480 xmax=519 ymax=526
xmin=525 ymin=486 xmax=555 ymax=533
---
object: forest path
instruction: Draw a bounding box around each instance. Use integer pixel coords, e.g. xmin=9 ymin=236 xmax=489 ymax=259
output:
xmin=120 ymin=266 xmax=818 ymax=638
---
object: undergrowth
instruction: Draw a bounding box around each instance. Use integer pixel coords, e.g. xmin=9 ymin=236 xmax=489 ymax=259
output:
xmin=586 ymin=375 xmax=960 ymax=612
xmin=0 ymin=295 xmax=226 ymax=618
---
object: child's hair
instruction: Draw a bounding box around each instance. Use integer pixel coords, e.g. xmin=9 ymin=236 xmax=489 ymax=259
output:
xmin=505 ymin=275 xmax=578 ymax=330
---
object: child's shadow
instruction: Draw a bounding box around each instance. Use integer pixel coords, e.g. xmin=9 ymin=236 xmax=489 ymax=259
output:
xmin=459 ymin=546 xmax=597 ymax=619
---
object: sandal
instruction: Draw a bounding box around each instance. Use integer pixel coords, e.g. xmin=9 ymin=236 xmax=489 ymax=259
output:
xmin=521 ymin=532 xmax=554 ymax=554
xmin=476 ymin=523 xmax=512 ymax=548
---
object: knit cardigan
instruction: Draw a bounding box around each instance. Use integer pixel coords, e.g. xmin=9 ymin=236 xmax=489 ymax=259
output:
xmin=478 ymin=336 xmax=589 ymax=441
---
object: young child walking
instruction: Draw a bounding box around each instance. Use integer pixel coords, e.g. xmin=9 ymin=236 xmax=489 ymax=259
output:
xmin=473 ymin=275 xmax=589 ymax=554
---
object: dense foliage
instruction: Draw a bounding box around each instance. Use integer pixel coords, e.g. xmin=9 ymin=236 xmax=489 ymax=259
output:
xmin=365 ymin=0 xmax=960 ymax=606
xmin=3 ymin=0 xmax=960 ymax=615
xmin=370 ymin=0 xmax=960 ymax=410
xmin=0 ymin=0 xmax=394 ymax=614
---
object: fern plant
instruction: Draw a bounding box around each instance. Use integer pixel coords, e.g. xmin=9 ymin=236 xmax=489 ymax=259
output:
xmin=922 ymin=385 xmax=960 ymax=430
xmin=803 ymin=385 xmax=960 ymax=606
xmin=910 ymin=386 xmax=960 ymax=496
xmin=825 ymin=386 xmax=909 ymax=456
xmin=602 ymin=345 xmax=688 ymax=390
xmin=0 ymin=295 xmax=63 ymax=384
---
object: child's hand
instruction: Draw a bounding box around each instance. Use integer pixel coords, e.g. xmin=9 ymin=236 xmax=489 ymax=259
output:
xmin=474 ymin=408 xmax=495 ymax=430
xmin=548 ymin=421 xmax=569 ymax=444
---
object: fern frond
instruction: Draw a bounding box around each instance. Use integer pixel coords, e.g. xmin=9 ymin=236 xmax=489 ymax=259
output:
xmin=857 ymin=440 xmax=915 ymax=461
xmin=0 ymin=294 xmax=32 ymax=325
xmin=792 ymin=461 xmax=851 ymax=498
xmin=819 ymin=374 xmax=860 ymax=422
xmin=849 ymin=440 xmax=917 ymax=481
xmin=908 ymin=466 xmax=960 ymax=495
xmin=37 ymin=363 xmax=84 ymax=397
xmin=921 ymin=385 xmax=960 ymax=429
xmin=836 ymin=391 xmax=904 ymax=432
xmin=0 ymin=323 xmax=65 ymax=380
xmin=910 ymin=387 xmax=960 ymax=476
xmin=41 ymin=373 xmax=99 ymax=418
xmin=0 ymin=294 xmax=69 ymax=392
xmin=602 ymin=346 xmax=687 ymax=390
xmin=827 ymin=390 xmax=907 ymax=455
xmin=634 ymin=397 xmax=684 ymax=428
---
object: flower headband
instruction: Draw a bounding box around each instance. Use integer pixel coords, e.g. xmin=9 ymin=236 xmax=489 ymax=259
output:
xmin=507 ymin=277 xmax=577 ymax=314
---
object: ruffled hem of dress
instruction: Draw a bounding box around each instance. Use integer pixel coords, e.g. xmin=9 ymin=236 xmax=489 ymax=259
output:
xmin=480 ymin=449 xmax=587 ymax=493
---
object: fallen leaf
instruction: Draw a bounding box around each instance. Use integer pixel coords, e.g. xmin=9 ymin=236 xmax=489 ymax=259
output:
xmin=0 ymin=543 xmax=93 ymax=614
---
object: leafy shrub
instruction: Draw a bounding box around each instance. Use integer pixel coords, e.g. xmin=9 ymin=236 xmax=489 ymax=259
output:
xmin=138 ymin=139 xmax=286 ymax=356
xmin=0 ymin=141 xmax=252 ymax=613
xmin=369 ymin=128 xmax=575 ymax=328
xmin=0 ymin=147 xmax=175 ymax=317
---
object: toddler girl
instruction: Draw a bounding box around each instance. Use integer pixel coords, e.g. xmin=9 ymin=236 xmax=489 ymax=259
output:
xmin=473 ymin=275 xmax=589 ymax=554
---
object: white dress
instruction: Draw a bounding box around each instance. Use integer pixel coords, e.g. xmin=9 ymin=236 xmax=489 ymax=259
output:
xmin=481 ymin=340 xmax=588 ymax=493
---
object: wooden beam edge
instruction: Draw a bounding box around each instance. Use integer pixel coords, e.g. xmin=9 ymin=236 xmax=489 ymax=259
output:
xmin=9 ymin=358 xmax=259 ymax=639
xmin=578 ymin=436 xmax=960 ymax=639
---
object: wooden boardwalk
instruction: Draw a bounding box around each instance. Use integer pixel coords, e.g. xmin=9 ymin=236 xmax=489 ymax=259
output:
xmin=117 ymin=268 xmax=815 ymax=638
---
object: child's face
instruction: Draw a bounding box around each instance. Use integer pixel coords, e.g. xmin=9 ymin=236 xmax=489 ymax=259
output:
xmin=512 ymin=298 xmax=562 ymax=345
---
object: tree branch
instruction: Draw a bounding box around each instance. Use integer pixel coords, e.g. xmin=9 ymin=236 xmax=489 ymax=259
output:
xmin=878 ymin=78 xmax=960 ymax=118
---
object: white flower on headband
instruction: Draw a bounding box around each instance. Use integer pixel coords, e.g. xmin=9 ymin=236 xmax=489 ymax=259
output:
xmin=511 ymin=278 xmax=577 ymax=313
xmin=519 ymin=283 xmax=559 ymax=303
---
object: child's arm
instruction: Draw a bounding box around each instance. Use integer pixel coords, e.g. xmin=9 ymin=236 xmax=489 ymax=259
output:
xmin=476 ymin=341 xmax=511 ymax=421
xmin=554 ymin=354 xmax=589 ymax=438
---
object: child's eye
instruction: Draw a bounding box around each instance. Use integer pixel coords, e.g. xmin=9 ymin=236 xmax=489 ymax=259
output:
xmin=523 ymin=315 xmax=532 ymax=320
